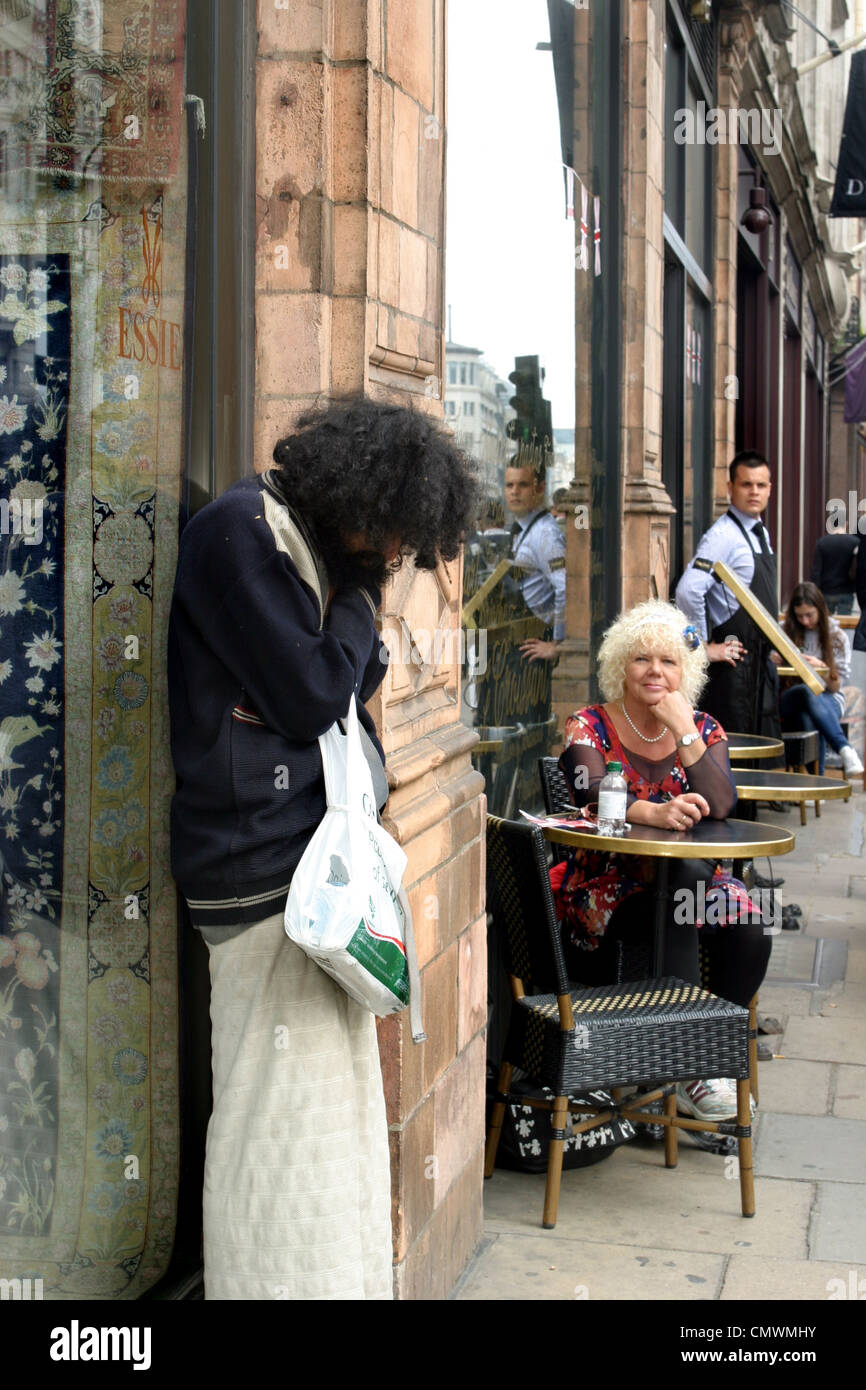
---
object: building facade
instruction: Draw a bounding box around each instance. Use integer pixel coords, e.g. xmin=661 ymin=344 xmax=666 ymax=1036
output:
xmin=1 ymin=0 xmax=864 ymax=1304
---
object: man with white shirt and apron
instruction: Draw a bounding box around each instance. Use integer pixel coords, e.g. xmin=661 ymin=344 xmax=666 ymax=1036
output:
xmin=504 ymin=459 xmax=566 ymax=664
xmin=676 ymin=452 xmax=782 ymax=745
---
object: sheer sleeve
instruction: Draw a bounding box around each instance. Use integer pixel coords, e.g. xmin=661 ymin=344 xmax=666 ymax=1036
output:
xmin=559 ymin=739 xmax=615 ymax=807
xmin=558 ymin=709 xmax=639 ymax=809
xmin=683 ymin=739 xmax=737 ymax=817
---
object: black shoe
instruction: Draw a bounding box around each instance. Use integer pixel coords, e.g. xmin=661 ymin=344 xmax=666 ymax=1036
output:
xmin=757 ymin=1014 xmax=783 ymax=1034
xmin=764 ymin=801 xmax=792 ymax=814
xmin=753 ymin=870 xmax=784 ymax=889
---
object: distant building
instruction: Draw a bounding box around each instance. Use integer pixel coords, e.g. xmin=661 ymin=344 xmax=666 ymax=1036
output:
xmin=444 ymin=340 xmax=515 ymax=502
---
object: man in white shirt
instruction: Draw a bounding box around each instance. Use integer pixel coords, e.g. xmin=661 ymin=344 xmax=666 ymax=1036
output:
xmin=675 ymin=453 xmax=781 ymax=742
xmin=504 ymin=461 xmax=566 ymax=663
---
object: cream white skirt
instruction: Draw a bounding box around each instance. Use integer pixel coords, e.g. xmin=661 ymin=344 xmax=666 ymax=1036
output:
xmin=203 ymin=912 xmax=393 ymax=1300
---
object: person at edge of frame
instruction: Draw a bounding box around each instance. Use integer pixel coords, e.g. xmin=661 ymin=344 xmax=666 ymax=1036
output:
xmin=810 ymin=530 xmax=858 ymax=616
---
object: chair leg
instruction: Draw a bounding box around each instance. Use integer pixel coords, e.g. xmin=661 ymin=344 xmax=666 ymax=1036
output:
xmin=664 ymin=1086 xmax=678 ymax=1168
xmin=542 ymin=1094 xmax=569 ymax=1230
xmin=748 ymin=995 xmax=759 ymax=1106
xmin=814 ymin=799 xmax=821 ymax=818
xmin=736 ymin=1077 xmax=756 ymax=1217
xmin=799 ymin=801 xmax=807 ymax=827
xmin=484 ymin=1062 xmax=513 ymax=1179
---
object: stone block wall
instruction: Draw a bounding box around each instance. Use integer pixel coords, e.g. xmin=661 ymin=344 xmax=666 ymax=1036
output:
xmin=253 ymin=0 xmax=486 ymax=1299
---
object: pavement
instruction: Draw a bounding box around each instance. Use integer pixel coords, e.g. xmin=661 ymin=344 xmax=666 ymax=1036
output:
xmin=454 ymin=779 xmax=866 ymax=1302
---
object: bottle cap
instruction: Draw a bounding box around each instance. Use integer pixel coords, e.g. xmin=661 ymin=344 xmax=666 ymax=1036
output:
xmin=607 ymin=760 xmax=622 ymax=772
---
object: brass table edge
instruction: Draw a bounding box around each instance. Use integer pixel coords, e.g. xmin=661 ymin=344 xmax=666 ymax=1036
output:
xmin=542 ymin=825 xmax=797 ymax=857
xmin=733 ymin=784 xmax=851 ymax=802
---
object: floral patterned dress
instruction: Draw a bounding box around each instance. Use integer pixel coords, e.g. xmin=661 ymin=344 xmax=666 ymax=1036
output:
xmin=552 ymin=704 xmax=750 ymax=954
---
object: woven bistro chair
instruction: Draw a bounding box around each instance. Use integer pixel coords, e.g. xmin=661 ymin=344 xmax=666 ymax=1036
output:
xmin=538 ymin=755 xmax=761 ymax=1102
xmin=485 ymin=814 xmax=756 ymax=1229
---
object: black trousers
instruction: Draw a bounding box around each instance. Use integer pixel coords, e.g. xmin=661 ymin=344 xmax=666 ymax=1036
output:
xmin=563 ymin=859 xmax=771 ymax=1010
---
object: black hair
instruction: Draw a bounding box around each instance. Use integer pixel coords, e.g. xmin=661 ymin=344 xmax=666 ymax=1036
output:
xmin=729 ymin=450 xmax=771 ymax=483
xmin=272 ymin=396 xmax=478 ymax=571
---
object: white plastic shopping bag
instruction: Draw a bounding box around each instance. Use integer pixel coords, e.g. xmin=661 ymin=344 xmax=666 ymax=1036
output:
xmin=285 ymin=696 xmax=426 ymax=1041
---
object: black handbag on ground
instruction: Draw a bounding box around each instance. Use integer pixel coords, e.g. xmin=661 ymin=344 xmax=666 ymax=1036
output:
xmin=484 ymin=1066 xmax=633 ymax=1173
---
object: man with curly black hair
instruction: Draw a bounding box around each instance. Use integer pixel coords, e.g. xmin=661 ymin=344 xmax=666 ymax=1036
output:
xmin=168 ymin=396 xmax=476 ymax=1301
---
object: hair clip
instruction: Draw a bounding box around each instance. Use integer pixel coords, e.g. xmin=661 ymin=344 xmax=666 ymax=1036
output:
xmin=682 ymin=625 xmax=701 ymax=651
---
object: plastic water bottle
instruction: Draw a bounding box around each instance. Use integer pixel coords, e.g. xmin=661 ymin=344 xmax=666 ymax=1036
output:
xmin=597 ymin=760 xmax=628 ymax=836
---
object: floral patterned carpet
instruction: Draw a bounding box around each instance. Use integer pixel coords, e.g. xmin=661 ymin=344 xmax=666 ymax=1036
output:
xmin=0 ymin=162 xmax=185 ymax=1295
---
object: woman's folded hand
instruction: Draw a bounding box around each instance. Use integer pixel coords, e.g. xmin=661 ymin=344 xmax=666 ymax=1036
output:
xmin=652 ymin=792 xmax=710 ymax=831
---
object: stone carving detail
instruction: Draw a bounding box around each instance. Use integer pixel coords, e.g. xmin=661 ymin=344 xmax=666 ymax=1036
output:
xmin=719 ymin=17 xmax=751 ymax=72
xmin=651 ymin=527 xmax=669 ymax=600
xmin=382 ymin=565 xmax=457 ymax=701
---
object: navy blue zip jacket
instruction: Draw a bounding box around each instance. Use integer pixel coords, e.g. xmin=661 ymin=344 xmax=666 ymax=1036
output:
xmin=167 ymin=470 xmax=389 ymax=928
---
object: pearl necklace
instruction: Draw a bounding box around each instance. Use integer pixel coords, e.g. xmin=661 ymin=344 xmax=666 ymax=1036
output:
xmin=620 ymin=701 xmax=668 ymax=744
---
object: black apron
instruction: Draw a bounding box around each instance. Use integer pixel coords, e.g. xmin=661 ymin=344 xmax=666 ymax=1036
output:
xmin=700 ymin=510 xmax=782 ymax=743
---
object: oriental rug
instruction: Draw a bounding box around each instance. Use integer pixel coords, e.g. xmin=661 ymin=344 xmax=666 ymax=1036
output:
xmin=1 ymin=0 xmax=185 ymax=185
xmin=0 ymin=130 xmax=185 ymax=1295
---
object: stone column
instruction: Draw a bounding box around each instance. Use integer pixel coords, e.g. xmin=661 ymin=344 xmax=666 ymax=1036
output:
xmin=621 ymin=0 xmax=675 ymax=609
xmin=254 ymin=0 xmax=486 ymax=1299
xmin=716 ymin=8 xmax=756 ymax=513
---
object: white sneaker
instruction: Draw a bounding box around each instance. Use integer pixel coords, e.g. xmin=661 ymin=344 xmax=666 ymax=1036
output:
xmin=840 ymin=745 xmax=864 ymax=776
xmin=676 ymin=1077 xmax=754 ymax=1121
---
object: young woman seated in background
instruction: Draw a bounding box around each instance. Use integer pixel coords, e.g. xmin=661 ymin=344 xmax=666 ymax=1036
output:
xmin=776 ymin=581 xmax=864 ymax=777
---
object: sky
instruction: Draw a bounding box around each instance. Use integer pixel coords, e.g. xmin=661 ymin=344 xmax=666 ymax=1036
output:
xmin=445 ymin=0 xmax=577 ymax=430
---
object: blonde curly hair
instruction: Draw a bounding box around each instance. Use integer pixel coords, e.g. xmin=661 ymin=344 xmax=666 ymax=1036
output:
xmin=597 ymin=599 xmax=709 ymax=707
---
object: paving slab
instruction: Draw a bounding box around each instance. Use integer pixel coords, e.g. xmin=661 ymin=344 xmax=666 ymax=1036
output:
xmin=455 ymin=1232 xmax=726 ymax=1301
xmin=819 ymin=981 xmax=866 ymax=1018
xmin=764 ymin=935 xmax=821 ymax=984
xmin=482 ymin=1147 xmax=811 ymax=1259
xmin=804 ymin=912 xmax=866 ymax=944
xmin=810 ymin=1181 xmax=866 ymax=1263
xmin=844 ymin=948 xmax=866 ymax=982
xmin=755 ymin=1058 xmax=831 ymax=1115
xmin=782 ymin=1014 xmax=866 ymax=1065
xmin=754 ymin=1113 xmax=866 ymax=1183
xmin=720 ymin=1255 xmax=866 ymax=1301
xmin=754 ymin=984 xmax=813 ymax=1017
xmin=808 ymin=895 xmax=865 ymax=921
xmin=832 ymin=1064 xmax=866 ymax=1120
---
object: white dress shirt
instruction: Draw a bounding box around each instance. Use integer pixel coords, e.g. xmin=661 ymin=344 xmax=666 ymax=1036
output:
xmin=511 ymin=508 xmax=566 ymax=641
xmin=675 ymin=505 xmax=774 ymax=641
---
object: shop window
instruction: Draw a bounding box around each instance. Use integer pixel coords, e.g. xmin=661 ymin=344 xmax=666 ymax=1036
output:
xmin=447 ymin=0 xmax=575 ymax=823
xmin=0 ymin=0 xmax=253 ymax=1300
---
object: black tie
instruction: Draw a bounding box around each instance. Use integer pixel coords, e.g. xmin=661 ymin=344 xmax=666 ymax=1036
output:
xmin=510 ymin=520 xmax=522 ymax=555
xmin=752 ymin=521 xmax=770 ymax=557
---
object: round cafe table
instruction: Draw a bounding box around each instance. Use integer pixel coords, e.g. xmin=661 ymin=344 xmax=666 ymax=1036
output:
xmin=732 ymin=766 xmax=850 ymax=826
xmin=726 ymin=733 xmax=784 ymax=763
xmin=543 ymin=818 xmax=795 ymax=974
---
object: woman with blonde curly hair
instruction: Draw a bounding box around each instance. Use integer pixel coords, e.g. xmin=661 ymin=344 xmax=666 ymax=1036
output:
xmin=553 ymin=600 xmax=771 ymax=1121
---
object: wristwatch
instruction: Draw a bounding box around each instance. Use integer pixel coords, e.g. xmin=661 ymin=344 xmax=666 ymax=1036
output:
xmin=677 ymin=732 xmax=701 ymax=749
